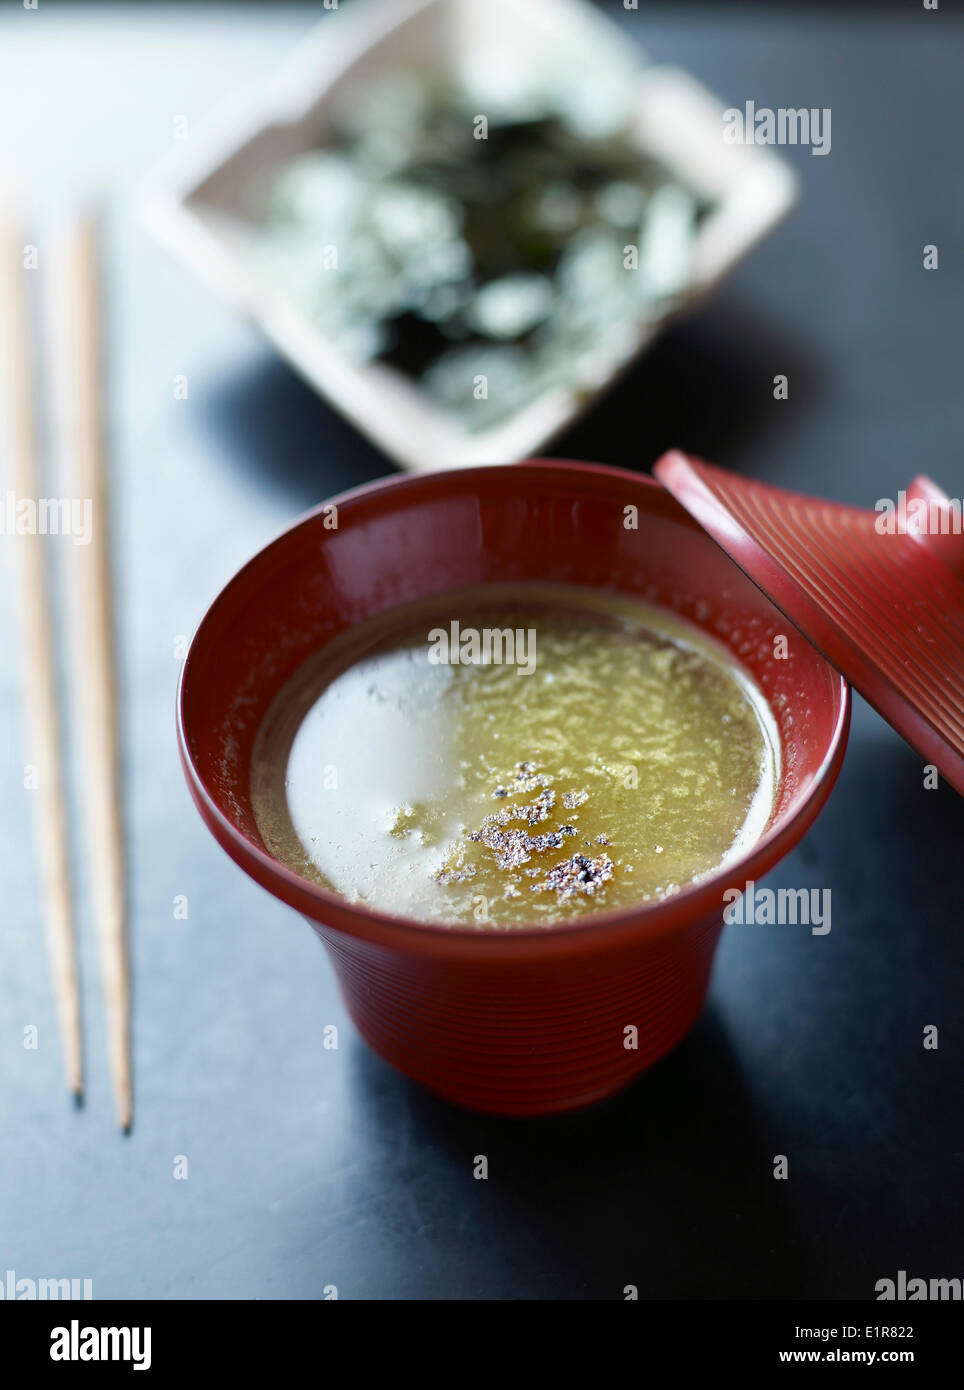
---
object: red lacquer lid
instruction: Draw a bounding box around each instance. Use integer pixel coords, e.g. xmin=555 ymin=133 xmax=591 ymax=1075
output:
xmin=654 ymin=451 xmax=964 ymax=796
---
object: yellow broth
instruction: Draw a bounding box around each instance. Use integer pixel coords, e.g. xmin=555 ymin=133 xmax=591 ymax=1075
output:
xmin=251 ymin=584 xmax=779 ymax=928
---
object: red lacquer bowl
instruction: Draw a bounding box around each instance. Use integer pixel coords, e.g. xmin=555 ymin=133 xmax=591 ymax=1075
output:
xmin=177 ymin=460 xmax=850 ymax=1115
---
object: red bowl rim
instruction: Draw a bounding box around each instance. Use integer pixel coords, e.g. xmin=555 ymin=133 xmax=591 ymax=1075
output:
xmin=177 ymin=460 xmax=851 ymax=958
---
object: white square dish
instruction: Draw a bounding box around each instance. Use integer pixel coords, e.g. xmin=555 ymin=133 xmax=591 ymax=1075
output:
xmin=139 ymin=0 xmax=798 ymax=472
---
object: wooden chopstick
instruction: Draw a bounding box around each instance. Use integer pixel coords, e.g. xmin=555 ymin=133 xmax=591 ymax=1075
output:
xmin=56 ymin=213 xmax=132 ymax=1133
xmin=0 ymin=209 xmax=84 ymax=1103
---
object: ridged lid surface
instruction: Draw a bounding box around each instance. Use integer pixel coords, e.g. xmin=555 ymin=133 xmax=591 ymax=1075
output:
xmin=654 ymin=451 xmax=964 ymax=796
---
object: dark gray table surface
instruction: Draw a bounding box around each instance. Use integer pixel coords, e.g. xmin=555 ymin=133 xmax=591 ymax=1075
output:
xmin=1 ymin=2 xmax=962 ymax=1300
